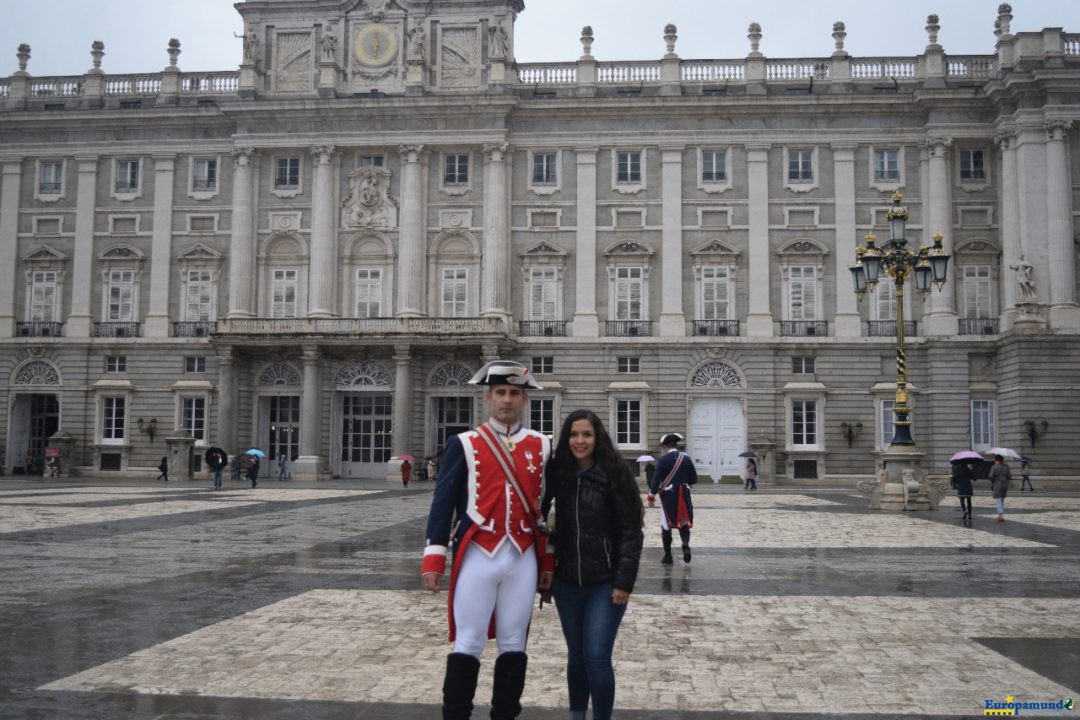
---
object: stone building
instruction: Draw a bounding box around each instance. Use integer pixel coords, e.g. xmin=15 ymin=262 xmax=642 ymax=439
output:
xmin=1 ymin=1 xmax=1077 ymax=482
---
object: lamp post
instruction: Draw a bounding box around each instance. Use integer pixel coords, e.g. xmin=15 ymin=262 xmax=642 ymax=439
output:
xmin=850 ymin=193 xmax=949 ymax=509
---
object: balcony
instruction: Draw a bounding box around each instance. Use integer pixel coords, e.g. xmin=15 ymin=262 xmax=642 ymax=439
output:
xmin=38 ymin=182 xmax=62 ymax=194
xmin=605 ymin=320 xmax=652 ymax=337
xmin=16 ymin=321 xmax=63 ymax=337
xmin=93 ymin=321 xmax=141 ymax=338
xmin=173 ymin=321 xmax=218 ymax=338
xmin=959 ymin=318 xmax=1000 ymax=336
xmin=215 ymin=316 xmax=506 ymax=336
xmin=692 ymin=320 xmax=740 ymax=337
xmin=519 ymin=320 xmax=567 ymax=337
xmin=780 ymin=320 xmax=828 ymax=337
xmin=867 ymin=320 xmax=917 ymax=337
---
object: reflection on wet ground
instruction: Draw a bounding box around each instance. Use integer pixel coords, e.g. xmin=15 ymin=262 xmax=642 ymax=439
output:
xmin=1 ymin=478 xmax=1077 ymax=719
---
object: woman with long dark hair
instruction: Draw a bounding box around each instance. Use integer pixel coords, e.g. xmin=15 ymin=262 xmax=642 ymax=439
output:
xmin=539 ymin=409 xmax=643 ymax=720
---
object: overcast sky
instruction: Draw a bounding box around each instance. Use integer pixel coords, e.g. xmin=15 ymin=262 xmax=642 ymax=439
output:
xmin=3 ymin=0 xmax=1079 ymax=76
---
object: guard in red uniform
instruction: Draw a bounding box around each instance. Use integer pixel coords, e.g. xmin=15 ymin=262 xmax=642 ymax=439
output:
xmin=421 ymin=360 xmax=549 ymax=720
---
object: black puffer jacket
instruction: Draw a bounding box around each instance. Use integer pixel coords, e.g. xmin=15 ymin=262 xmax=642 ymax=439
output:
xmin=543 ymin=464 xmax=644 ymax=593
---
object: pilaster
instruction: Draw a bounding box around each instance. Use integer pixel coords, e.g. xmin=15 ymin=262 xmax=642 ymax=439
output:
xmin=145 ymin=155 xmax=176 ymax=337
xmin=922 ymin=137 xmax=958 ymax=335
xmin=227 ymin=148 xmax=257 ymax=318
xmin=658 ymin=146 xmax=685 ymax=335
xmin=1044 ymin=120 xmax=1080 ymax=330
xmin=996 ymin=127 xmax=1020 ymax=330
xmin=294 ymin=346 xmax=325 ymax=481
xmin=831 ymin=144 xmax=860 ymax=337
xmin=1015 ymin=124 xmax=1050 ymax=309
xmin=746 ymin=144 xmax=773 ymax=336
xmin=392 ymin=344 xmax=413 ymax=458
xmin=308 ymin=145 xmax=337 ymax=318
xmin=0 ymin=161 xmax=22 ymax=337
xmin=481 ymin=143 xmax=510 ymax=323
xmin=396 ymin=144 xmax=426 ymax=318
xmin=216 ymin=349 xmax=236 ymax=454
xmin=572 ymin=148 xmax=599 ymax=336
xmin=67 ymin=157 xmax=98 ymax=337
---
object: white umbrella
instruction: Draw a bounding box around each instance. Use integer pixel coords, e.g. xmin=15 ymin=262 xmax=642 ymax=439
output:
xmin=985 ymin=447 xmax=1022 ymax=460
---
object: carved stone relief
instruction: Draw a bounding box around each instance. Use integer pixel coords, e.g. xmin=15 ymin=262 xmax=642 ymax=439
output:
xmin=440 ymin=27 xmax=480 ymax=88
xmin=275 ymin=32 xmax=313 ymax=92
xmin=341 ymin=167 xmax=398 ymax=229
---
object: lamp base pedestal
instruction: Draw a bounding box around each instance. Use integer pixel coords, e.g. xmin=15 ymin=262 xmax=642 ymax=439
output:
xmin=857 ymin=446 xmax=948 ymax=511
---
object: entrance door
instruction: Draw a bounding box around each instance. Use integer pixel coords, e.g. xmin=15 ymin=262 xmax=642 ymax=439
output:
xmin=266 ymin=396 xmax=300 ymax=475
xmin=688 ymin=398 xmax=745 ymax=482
xmin=28 ymin=394 xmax=60 ymax=473
xmin=340 ymin=394 xmax=392 ymax=478
xmin=435 ymin=396 xmax=473 ymax=453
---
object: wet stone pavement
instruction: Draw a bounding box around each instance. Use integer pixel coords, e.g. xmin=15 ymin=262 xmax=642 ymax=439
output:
xmin=1 ymin=477 xmax=1078 ymax=719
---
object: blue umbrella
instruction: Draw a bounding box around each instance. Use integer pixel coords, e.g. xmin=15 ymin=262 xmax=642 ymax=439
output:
xmin=246 ymin=448 xmax=266 ymax=458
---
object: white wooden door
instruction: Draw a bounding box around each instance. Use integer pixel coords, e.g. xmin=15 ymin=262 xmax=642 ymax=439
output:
xmin=688 ymin=398 xmax=745 ymax=481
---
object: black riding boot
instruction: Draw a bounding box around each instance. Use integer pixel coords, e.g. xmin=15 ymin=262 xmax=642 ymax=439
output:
xmin=679 ymin=526 xmax=692 ymax=563
xmin=661 ymin=530 xmax=673 ymax=564
xmin=490 ymin=651 xmax=528 ymax=720
xmin=443 ymin=652 xmax=481 ymax=720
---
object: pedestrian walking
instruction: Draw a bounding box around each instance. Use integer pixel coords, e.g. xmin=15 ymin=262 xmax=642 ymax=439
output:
xmin=231 ymin=454 xmax=242 ymax=483
xmin=248 ymin=455 xmax=260 ymax=488
xmin=647 ymin=433 xmax=697 ymax=564
xmin=421 ymin=360 xmax=549 ymax=720
xmin=401 ymin=459 xmax=412 ymax=487
xmin=278 ymin=454 xmax=289 ymax=481
xmin=951 ymin=460 xmax=975 ymax=522
xmin=206 ymin=447 xmax=228 ymax=490
xmin=156 ymin=455 xmax=169 ymax=482
xmin=989 ymin=454 xmax=1012 ymax=522
xmin=1020 ymin=459 xmax=1034 ymax=492
xmin=744 ymin=458 xmax=758 ymax=490
xmin=539 ymin=409 xmax=643 ymax=720
xmin=427 ymin=454 xmax=438 ymax=482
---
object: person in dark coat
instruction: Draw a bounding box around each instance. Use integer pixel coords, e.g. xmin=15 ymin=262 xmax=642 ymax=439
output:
xmin=156 ymin=455 xmax=169 ymax=482
xmin=989 ymin=455 xmax=1011 ymax=522
xmin=647 ymin=433 xmax=697 ymax=564
xmin=206 ymin=448 xmax=228 ymax=490
xmin=539 ymin=409 xmax=643 ymax=720
xmin=1020 ymin=459 xmax=1034 ymax=492
xmin=248 ymin=455 xmax=260 ymax=488
xmin=951 ymin=460 xmax=975 ymax=522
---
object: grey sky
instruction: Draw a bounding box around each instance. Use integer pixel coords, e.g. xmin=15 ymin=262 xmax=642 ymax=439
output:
xmin=3 ymin=0 xmax=1079 ymax=76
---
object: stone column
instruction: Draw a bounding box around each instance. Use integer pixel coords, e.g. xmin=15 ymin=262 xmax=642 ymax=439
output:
xmin=658 ymin=146 xmax=686 ymax=336
xmin=481 ymin=142 xmax=510 ymax=321
xmin=145 ymin=155 xmax=176 ymax=337
xmin=832 ymin=144 xmax=860 ymax=336
xmin=1045 ymin=120 xmax=1079 ymax=330
xmin=67 ymin=158 xmax=99 ymax=337
xmin=294 ymin=345 xmax=324 ymax=480
xmin=227 ymin=148 xmax=257 ymax=318
xmin=216 ymin=349 xmax=237 ymax=454
xmin=308 ymin=145 xmax=337 ymax=318
xmin=922 ymin=137 xmax=958 ymax=335
xmin=0 ymin=161 xmax=22 ymax=337
xmin=746 ymin=145 xmax=773 ymax=336
xmin=996 ymin=127 xmax=1020 ymax=329
xmin=1015 ymin=124 xmax=1049 ymax=309
xmin=397 ymin=144 xmax=425 ymax=317
xmin=392 ymin=344 xmax=412 ymax=458
xmin=572 ymin=148 xmax=599 ymax=336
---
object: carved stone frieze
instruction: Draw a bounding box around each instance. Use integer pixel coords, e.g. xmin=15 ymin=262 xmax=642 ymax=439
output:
xmin=341 ymin=167 xmax=398 ymax=229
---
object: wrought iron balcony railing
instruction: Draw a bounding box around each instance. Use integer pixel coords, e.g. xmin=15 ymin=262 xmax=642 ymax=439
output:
xmin=173 ymin=321 xmax=218 ymax=337
xmin=958 ymin=318 xmax=999 ymax=336
xmin=692 ymin=320 xmax=740 ymax=337
xmin=16 ymin=321 xmax=63 ymax=337
xmin=93 ymin=321 xmax=141 ymax=338
xmin=605 ymin=320 xmax=652 ymax=337
xmin=779 ymin=320 xmax=828 ymax=337
xmin=519 ymin=320 xmax=567 ymax=337
xmin=867 ymin=320 xmax=917 ymax=337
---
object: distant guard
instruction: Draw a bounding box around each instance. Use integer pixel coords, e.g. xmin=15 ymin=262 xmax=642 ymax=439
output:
xmin=647 ymin=433 xmax=697 ymax=564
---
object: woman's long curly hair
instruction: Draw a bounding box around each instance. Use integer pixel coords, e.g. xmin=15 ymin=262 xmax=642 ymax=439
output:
xmin=547 ymin=409 xmax=643 ymax=527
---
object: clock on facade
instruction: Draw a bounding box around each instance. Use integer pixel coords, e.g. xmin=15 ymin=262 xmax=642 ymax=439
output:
xmin=353 ymin=24 xmax=398 ymax=67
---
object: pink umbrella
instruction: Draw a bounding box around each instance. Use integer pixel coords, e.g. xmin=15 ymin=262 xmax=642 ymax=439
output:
xmin=949 ymin=450 xmax=982 ymax=462
xmin=399 ymin=455 xmax=415 ymax=462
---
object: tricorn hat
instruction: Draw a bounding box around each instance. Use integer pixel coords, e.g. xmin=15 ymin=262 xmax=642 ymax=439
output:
xmin=468 ymin=360 xmax=543 ymax=390
xmin=660 ymin=432 xmax=684 ymax=447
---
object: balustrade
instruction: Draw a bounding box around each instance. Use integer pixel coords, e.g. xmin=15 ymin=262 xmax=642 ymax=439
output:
xmin=105 ymin=75 xmax=163 ymax=96
xmin=1066 ymin=35 xmax=1080 ymax=56
xmin=946 ymin=57 xmax=995 ymax=79
xmin=681 ymin=62 xmax=745 ymax=82
xmin=180 ymin=72 xmax=240 ymax=94
xmin=766 ymin=61 xmax=829 ymax=81
xmin=850 ymin=59 xmax=916 ymax=80
xmin=30 ymin=77 xmax=82 ymax=97
xmin=516 ymin=64 xmax=577 ymax=85
xmin=597 ymin=62 xmax=661 ymax=84
xmin=958 ymin=318 xmax=999 ymax=335
xmin=216 ymin=316 xmax=505 ymax=336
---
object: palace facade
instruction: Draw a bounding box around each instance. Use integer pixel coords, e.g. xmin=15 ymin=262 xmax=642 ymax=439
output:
xmin=1 ymin=1 xmax=1078 ymax=481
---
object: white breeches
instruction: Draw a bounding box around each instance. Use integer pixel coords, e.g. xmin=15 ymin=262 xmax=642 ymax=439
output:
xmin=453 ymin=541 xmax=538 ymax=658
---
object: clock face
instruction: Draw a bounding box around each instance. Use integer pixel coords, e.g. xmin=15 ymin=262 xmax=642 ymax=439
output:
xmin=354 ymin=24 xmax=398 ymax=67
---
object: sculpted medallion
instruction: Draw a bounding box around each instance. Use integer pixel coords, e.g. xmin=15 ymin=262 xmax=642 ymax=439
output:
xmin=341 ymin=167 xmax=398 ymax=229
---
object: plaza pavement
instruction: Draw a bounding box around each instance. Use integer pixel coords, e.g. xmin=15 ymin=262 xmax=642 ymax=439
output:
xmin=0 ymin=474 xmax=1077 ymax=719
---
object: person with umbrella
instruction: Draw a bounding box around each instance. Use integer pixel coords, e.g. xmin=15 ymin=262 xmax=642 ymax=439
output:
xmin=648 ymin=432 xmax=697 ymax=564
xmin=989 ymin=454 xmax=1012 ymax=522
xmin=949 ymin=451 xmax=979 ymax=523
xmin=205 ymin=447 xmax=228 ymax=490
xmin=246 ymin=449 xmax=264 ymax=488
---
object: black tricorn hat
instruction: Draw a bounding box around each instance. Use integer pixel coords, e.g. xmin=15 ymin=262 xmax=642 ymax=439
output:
xmin=660 ymin=432 xmax=684 ymax=447
xmin=468 ymin=360 xmax=543 ymax=390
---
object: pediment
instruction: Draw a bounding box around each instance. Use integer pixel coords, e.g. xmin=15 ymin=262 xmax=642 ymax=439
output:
xmin=520 ymin=240 xmax=568 ymax=258
xmin=603 ymin=239 xmax=655 ymax=257
xmin=776 ymin=238 xmax=829 ymax=256
xmin=954 ymin=238 xmax=1000 ymax=255
xmin=98 ymin=244 xmax=145 ymax=261
xmin=690 ymin=238 xmax=741 ymax=258
xmin=22 ymin=244 xmax=67 ymax=263
xmin=176 ymin=243 xmax=223 ymax=262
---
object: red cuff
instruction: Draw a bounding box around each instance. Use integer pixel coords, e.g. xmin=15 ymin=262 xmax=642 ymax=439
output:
xmin=421 ymin=547 xmax=447 ymax=575
xmin=540 ymin=553 xmax=556 ymax=574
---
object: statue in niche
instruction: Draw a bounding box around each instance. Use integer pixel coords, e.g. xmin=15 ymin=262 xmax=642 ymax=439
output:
xmin=321 ymin=30 xmax=338 ymax=62
xmin=407 ymin=24 xmax=426 ymax=63
xmin=341 ymin=166 xmax=398 ymax=229
xmin=239 ymin=29 xmax=260 ymax=64
xmin=488 ymin=22 xmax=508 ymax=59
xmin=1010 ymin=253 xmax=1036 ymax=300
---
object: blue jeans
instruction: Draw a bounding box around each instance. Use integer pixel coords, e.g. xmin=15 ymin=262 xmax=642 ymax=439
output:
xmin=213 ymin=468 xmax=223 ymax=488
xmin=552 ymin=578 xmax=628 ymax=720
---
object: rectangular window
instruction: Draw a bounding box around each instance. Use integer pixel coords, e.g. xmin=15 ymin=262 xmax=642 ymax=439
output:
xmin=181 ymin=397 xmax=206 ymax=441
xmin=275 ymin=157 xmax=300 ymax=189
xmin=616 ymin=357 xmax=640 ymax=374
xmin=39 ymin=161 xmax=63 ymax=194
xmin=971 ymin=400 xmax=996 ymax=450
xmin=788 ymin=149 xmax=813 ymax=182
xmin=105 ymin=355 xmax=127 ymax=373
xmin=271 ymin=269 xmax=298 ymax=318
xmin=102 ymin=396 xmax=125 ymax=441
xmin=787 ymin=266 xmax=817 ymax=321
xmin=528 ymin=267 xmax=558 ymax=320
xmin=962 ymin=265 xmax=992 ymax=319
xmin=355 ymin=268 xmax=383 ymax=318
xmin=616 ymin=152 xmax=641 ymax=184
xmin=106 ymin=270 xmax=134 ymax=321
xmin=700 ymin=266 xmax=730 ymax=321
xmin=873 ymin=149 xmax=899 ymax=182
xmin=616 ymin=399 xmax=642 ymax=446
xmin=531 ymin=356 xmax=553 ymax=374
xmin=185 ymin=270 xmax=213 ymax=321
xmin=960 ymin=149 xmax=985 ymax=182
xmin=532 ymin=153 xmax=557 ymax=185
xmin=880 ymin=399 xmax=895 ymax=451
xmin=358 ymin=155 xmax=385 ymax=168
xmin=792 ymin=399 xmax=818 ymax=448
xmin=29 ymin=270 xmax=57 ymax=322
xmin=530 ymin=398 xmax=554 ymax=437
xmin=792 ymin=356 xmax=815 ymax=374
xmin=441 ymin=268 xmax=468 ymax=317
xmin=193 ymin=159 xmax=217 ymax=191
xmin=873 ymin=278 xmax=897 ymax=321
xmin=702 ymin=149 xmax=726 ymax=182
xmin=184 ymin=356 xmax=206 ymax=373
xmin=444 ymin=154 xmax=469 ymax=185
xmin=116 ymin=159 xmax=140 ymax=192
xmin=614 ymin=266 xmax=644 ymax=321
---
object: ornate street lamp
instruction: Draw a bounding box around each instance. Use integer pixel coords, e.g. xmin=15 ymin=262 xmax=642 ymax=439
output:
xmin=852 ymin=192 xmax=949 ymax=448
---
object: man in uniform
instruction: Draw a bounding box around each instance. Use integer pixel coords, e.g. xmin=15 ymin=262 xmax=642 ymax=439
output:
xmin=421 ymin=360 xmax=549 ymax=720
xmin=647 ymin=432 xmax=697 ymax=564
